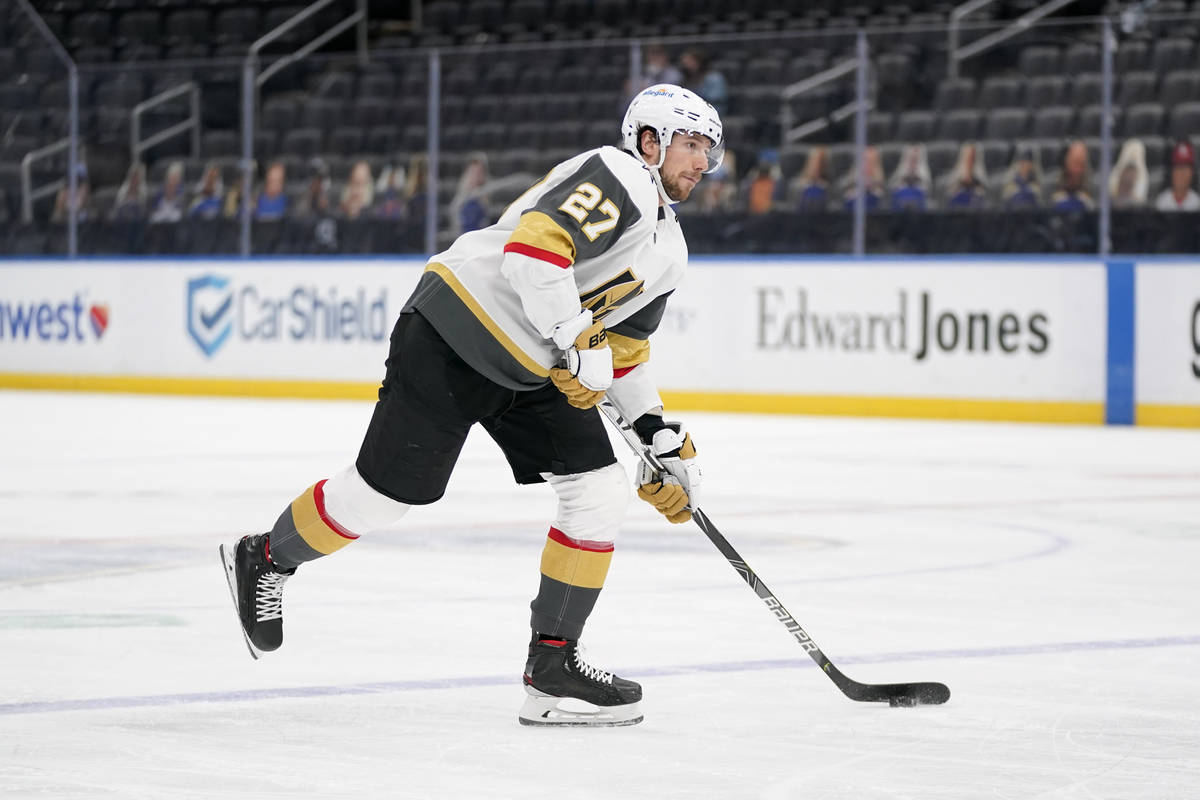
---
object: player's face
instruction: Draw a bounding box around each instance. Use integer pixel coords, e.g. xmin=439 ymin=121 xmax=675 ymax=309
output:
xmin=660 ymin=132 xmax=713 ymax=202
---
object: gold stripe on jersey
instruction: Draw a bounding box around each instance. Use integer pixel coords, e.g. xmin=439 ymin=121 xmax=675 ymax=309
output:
xmin=607 ymin=331 xmax=650 ymax=371
xmin=506 ymin=211 xmax=577 ymax=265
xmin=425 ymin=262 xmax=551 ymax=378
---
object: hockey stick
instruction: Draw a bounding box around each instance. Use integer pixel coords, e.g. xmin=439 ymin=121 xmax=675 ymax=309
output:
xmin=598 ymin=401 xmax=950 ymax=707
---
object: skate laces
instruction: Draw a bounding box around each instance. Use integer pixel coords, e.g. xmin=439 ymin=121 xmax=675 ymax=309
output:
xmin=254 ymin=570 xmax=290 ymax=622
xmin=572 ymin=645 xmax=614 ymax=685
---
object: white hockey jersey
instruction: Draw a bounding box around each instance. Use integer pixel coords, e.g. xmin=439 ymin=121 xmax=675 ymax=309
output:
xmin=404 ymin=145 xmax=688 ymax=392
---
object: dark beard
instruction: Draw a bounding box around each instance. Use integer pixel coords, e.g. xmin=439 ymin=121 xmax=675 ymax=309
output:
xmin=662 ymin=174 xmax=695 ymax=202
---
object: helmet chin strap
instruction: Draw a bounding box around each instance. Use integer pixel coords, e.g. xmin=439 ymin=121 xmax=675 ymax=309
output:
xmin=645 ymin=141 xmax=680 ymax=205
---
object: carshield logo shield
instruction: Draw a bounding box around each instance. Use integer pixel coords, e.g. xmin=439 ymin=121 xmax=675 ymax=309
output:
xmin=187 ymin=274 xmax=233 ymax=357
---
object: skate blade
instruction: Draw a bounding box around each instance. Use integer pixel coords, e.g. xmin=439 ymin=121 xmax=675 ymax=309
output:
xmin=518 ymin=690 xmax=643 ymax=728
xmin=218 ymin=543 xmax=263 ymax=661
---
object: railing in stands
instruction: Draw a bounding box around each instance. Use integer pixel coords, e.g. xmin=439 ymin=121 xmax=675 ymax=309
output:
xmin=14 ymin=0 xmax=80 ymax=255
xmin=947 ymin=0 xmax=1001 ymax=80
xmin=20 ymin=137 xmax=69 ymax=225
xmin=241 ymin=0 xmax=368 ymax=256
xmin=949 ymin=0 xmax=1080 ymax=78
xmin=780 ymin=58 xmax=866 ymax=146
xmin=130 ymin=82 xmax=201 ymax=167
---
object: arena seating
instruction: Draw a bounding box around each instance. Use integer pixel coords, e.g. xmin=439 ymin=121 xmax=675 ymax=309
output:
xmin=1 ymin=0 xmax=1197 ymax=253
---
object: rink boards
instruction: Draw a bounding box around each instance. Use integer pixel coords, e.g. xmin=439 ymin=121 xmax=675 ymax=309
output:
xmin=0 ymin=257 xmax=1196 ymax=427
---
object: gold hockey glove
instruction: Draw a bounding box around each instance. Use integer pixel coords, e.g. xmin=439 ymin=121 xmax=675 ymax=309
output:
xmin=634 ymin=417 xmax=700 ymax=524
xmin=549 ymin=311 xmax=613 ymax=409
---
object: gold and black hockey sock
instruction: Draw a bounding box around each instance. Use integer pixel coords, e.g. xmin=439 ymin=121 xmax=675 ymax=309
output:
xmin=529 ymin=527 xmax=613 ymax=640
xmin=267 ymin=480 xmax=359 ymax=570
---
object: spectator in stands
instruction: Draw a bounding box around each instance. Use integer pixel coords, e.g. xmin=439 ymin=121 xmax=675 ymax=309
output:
xmin=110 ymin=162 xmax=148 ymax=221
xmin=679 ymin=48 xmax=728 ymax=115
xmin=374 ymin=164 xmax=406 ymax=219
xmin=340 ymin=160 xmax=374 ymax=220
xmin=943 ymin=143 xmax=988 ymax=209
xmin=1049 ymin=140 xmax=1095 ymax=212
xmin=253 ymin=161 xmax=288 ymax=221
xmin=51 ymin=163 xmax=93 ymax=223
xmin=149 ymin=161 xmax=186 ymax=223
xmin=841 ymin=146 xmax=885 ymax=211
xmin=630 ymin=43 xmax=683 ymax=96
xmin=1154 ymin=140 xmax=1200 ymax=211
xmin=1109 ymin=139 xmax=1149 ymax=209
xmin=792 ymin=146 xmax=830 ymax=212
xmin=451 ymin=152 xmax=489 ymax=235
xmin=295 ymin=157 xmax=332 ymax=219
xmin=889 ymin=144 xmax=931 ymax=211
xmin=1001 ymin=145 xmax=1042 ymax=209
xmin=188 ymin=163 xmax=224 ymax=219
xmin=692 ymin=150 xmax=737 ymax=213
xmin=746 ymin=157 xmax=780 ymax=215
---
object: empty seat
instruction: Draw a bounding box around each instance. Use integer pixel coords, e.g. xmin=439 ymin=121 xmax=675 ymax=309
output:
xmin=358 ymin=73 xmax=396 ymax=100
xmin=214 ymin=8 xmax=259 ymax=44
xmin=260 ymin=98 xmax=298 ymax=133
xmin=1031 ymin=107 xmax=1074 ymax=138
xmin=1168 ymin=102 xmax=1200 ymax=140
xmin=978 ymin=76 xmax=1022 ymax=109
xmin=985 ymin=107 xmax=1030 ymax=139
xmin=299 ymin=98 xmax=342 ymax=129
xmin=352 ymin=97 xmax=391 ymax=128
xmin=980 ymin=140 xmax=1012 ymax=174
xmin=329 ymin=126 xmax=364 ymax=155
xmin=1078 ymin=105 xmax=1122 ymax=137
xmin=1161 ymin=70 xmax=1200 ymax=106
xmin=93 ymin=77 xmax=145 ymax=108
xmin=67 ymin=12 xmax=110 ymax=47
xmin=164 ymin=9 xmax=210 ymax=44
xmin=365 ymin=125 xmax=397 ymax=154
xmin=281 ymin=127 xmax=323 ymax=158
xmin=1070 ymin=74 xmax=1103 ymax=107
xmin=1115 ymin=40 xmax=1150 ymax=72
xmin=1018 ymin=46 xmax=1061 ymax=75
xmin=743 ymin=57 xmax=785 ymax=85
xmin=1118 ymin=72 xmax=1158 ymax=106
xmin=937 ymin=109 xmax=982 ymax=141
xmin=933 ymin=78 xmax=976 ymax=111
xmin=314 ymin=71 xmax=355 ymax=99
xmin=203 ymin=129 xmax=239 ymax=156
xmin=1124 ymin=103 xmax=1166 ymax=137
xmin=440 ymin=123 xmax=471 ymax=151
xmin=1025 ymin=75 xmax=1068 ymax=108
xmin=895 ymin=110 xmax=935 ymax=141
xmin=1152 ymin=38 xmax=1194 ymax=73
xmin=0 ymin=83 xmax=37 ymax=111
xmin=867 ymin=111 xmax=893 ymax=142
xmin=115 ymin=11 xmax=160 ymax=45
xmin=1063 ymin=43 xmax=1100 ymax=74
xmin=925 ymin=140 xmax=959 ymax=177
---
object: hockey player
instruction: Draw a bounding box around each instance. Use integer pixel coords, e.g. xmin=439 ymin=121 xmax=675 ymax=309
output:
xmin=220 ymin=84 xmax=723 ymax=727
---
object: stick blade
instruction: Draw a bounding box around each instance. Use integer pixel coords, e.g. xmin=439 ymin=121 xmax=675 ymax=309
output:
xmin=846 ymin=680 xmax=951 ymax=706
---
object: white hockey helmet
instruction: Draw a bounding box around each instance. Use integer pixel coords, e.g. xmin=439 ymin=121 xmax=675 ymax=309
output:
xmin=621 ymin=84 xmax=725 ymax=174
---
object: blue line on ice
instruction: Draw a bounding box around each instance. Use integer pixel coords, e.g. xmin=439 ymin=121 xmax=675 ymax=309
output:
xmin=2 ymin=634 xmax=1197 ymax=717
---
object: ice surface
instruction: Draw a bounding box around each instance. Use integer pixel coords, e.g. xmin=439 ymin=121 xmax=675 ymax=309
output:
xmin=1 ymin=391 xmax=1198 ymax=799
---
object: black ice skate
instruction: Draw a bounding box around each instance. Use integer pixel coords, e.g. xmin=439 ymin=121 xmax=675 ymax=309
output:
xmin=519 ymin=634 xmax=643 ymax=727
xmin=218 ymin=534 xmax=295 ymax=660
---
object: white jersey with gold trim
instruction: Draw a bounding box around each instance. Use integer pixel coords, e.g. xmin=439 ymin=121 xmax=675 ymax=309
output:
xmin=403 ymin=145 xmax=688 ymax=392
